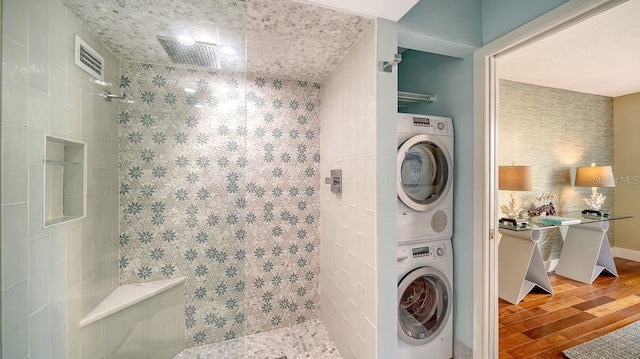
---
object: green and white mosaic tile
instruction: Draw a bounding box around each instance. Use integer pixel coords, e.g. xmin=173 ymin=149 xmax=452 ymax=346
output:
xmin=119 ymin=62 xmax=321 ymax=347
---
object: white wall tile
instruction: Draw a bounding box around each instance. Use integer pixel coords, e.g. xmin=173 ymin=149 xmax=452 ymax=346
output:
xmin=29 ymin=200 xmax=48 ymax=239
xmin=50 ymin=291 xmax=68 ymax=333
xmin=49 ymin=0 xmax=67 ymax=69
xmin=105 ymin=315 xmax=127 ymax=358
xmin=2 ymin=122 xmax=29 ymax=205
xmin=29 ymin=235 xmax=50 ymax=315
xmin=2 ymin=37 xmax=29 ymax=125
xmin=80 ymin=321 xmax=104 ymax=359
xmin=30 ymin=305 xmax=52 ymax=359
xmin=29 ymin=128 xmax=46 ymax=166
xmin=66 ymin=10 xmax=82 ymax=45
xmin=67 ymin=283 xmax=82 ymax=351
xmin=2 ymin=281 xmax=29 ymax=357
xmin=28 ymin=0 xmax=51 ymax=94
xmin=50 ymin=64 xmax=68 ymax=134
xmin=67 ymin=105 xmax=82 ymax=141
xmin=2 ymin=204 xmax=29 ymax=290
xmin=49 ymin=225 xmax=68 ymax=266
xmin=3 ymin=0 xmax=29 ymax=46
xmin=51 ymin=323 xmax=69 ymax=359
xmin=67 ymin=224 xmax=82 ymax=287
xmin=49 ymin=260 xmax=67 ymax=303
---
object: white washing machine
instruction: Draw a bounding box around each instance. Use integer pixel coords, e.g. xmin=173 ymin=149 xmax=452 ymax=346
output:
xmin=397 ymin=239 xmax=453 ymax=359
xmin=397 ymin=113 xmax=454 ymax=244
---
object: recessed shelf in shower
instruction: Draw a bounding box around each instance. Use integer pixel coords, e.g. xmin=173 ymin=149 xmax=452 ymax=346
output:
xmin=44 ymin=135 xmax=87 ymax=227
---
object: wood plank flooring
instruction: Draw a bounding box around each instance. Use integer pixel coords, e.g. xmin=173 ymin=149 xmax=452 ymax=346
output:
xmin=499 ymin=258 xmax=640 ymax=358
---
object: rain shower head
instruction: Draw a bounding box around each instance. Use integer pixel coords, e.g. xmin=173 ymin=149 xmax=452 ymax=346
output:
xmin=157 ymin=36 xmax=220 ymax=69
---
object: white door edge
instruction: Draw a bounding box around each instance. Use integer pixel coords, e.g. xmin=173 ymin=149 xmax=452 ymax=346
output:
xmin=472 ymin=1 xmax=627 ymax=358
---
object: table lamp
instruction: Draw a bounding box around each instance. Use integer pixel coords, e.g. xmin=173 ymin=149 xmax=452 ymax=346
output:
xmin=499 ymin=165 xmax=533 ymax=220
xmin=575 ymin=163 xmax=615 ymax=215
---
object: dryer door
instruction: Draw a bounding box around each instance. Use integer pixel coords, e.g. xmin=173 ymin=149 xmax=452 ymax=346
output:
xmin=397 ymin=135 xmax=452 ymax=212
xmin=397 ymin=266 xmax=452 ymax=345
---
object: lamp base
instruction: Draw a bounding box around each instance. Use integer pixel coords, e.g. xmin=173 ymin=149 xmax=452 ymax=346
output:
xmin=582 ymin=187 xmax=607 ymax=211
xmin=582 ymin=209 xmax=609 ymax=217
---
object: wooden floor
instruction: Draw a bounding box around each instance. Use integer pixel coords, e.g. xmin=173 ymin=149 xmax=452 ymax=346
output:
xmin=499 ymin=258 xmax=640 ymax=358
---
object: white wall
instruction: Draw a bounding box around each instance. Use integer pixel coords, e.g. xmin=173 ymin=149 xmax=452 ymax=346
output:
xmin=1 ymin=0 xmax=120 ymax=357
xmin=319 ymin=23 xmax=378 ymax=359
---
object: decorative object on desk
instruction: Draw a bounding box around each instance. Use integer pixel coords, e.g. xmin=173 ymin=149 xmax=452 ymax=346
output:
xmin=528 ymin=192 xmax=556 ymax=217
xmin=575 ymin=163 xmax=615 ymax=212
xmin=527 ymin=203 xmax=556 ymax=217
xmin=499 ymin=165 xmax=533 ymax=219
xmin=533 ymin=192 xmax=556 ymax=206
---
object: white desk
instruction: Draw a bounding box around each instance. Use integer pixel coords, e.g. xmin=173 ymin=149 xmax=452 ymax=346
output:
xmin=498 ymin=227 xmax=553 ymax=305
xmin=499 ymin=213 xmax=630 ymax=305
xmin=554 ymin=220 xmax=617 ymax=284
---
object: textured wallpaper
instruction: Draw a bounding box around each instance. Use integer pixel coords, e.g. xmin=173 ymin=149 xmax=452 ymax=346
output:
xmin=498 ymin=80 xmax=614 ymax=262
xmin=118 ymin=62 xmax=321 ymax=347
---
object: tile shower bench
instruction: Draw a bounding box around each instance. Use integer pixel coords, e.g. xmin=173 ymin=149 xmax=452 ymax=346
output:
xmin=79 ymin=277 xmax=186 ymax=358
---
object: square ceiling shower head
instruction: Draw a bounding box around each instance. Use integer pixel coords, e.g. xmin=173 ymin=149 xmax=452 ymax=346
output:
xmin=157 ymin=36 xmax=220 ymax=69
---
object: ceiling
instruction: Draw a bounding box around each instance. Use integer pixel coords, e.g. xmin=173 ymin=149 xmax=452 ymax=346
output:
xmin=307 ymin=0 xmax=419 ymax=21
xmin=60 ymin=0 xmax=374 ymax=82
xmin=498 ymin=0 xmax=640 ymax=98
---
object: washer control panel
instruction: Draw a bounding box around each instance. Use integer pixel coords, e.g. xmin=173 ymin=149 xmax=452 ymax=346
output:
xmin=412 ymin=244 xmax=448 ymax=260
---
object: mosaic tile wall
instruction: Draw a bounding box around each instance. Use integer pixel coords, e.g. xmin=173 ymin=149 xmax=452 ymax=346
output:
xmin=118 ymin=62 xmax=321 ymax=347
xmin=498 ymin=79 xmax=614 ymax=263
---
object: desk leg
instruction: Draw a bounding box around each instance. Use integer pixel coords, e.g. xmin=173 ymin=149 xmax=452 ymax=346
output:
xmin=499 ymin=229 xmax=553 ymax=305
xmin=555 ymin=221 xmax=617 ymax=284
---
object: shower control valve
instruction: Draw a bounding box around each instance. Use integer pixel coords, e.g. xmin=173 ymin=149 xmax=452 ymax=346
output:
xmin=324 ymin=169 xmax=342 ymax=193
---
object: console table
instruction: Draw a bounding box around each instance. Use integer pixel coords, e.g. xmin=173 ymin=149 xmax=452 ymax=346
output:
xmin=498 ymin=212 xmax=631 ymax=305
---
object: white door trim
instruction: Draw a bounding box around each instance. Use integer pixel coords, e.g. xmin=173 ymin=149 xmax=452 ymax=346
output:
xmin=472 ymin=0 xmax=627 ymax=357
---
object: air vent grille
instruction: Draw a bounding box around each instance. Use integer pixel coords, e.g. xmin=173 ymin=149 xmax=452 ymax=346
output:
xmin=74 ymin=35 xmax=104 ymax=81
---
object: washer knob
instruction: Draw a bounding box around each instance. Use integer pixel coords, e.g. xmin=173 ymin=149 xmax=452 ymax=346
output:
xmin=437 ymin=122 xmax=445 ymax=131
xmin=436 ymin=247 xmax=445 ymax=257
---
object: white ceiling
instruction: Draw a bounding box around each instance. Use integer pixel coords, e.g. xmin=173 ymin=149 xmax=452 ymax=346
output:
xmin=498 ymin=0 xmax=640 ymax=98
xmin=307 ymin=0 xmax=418 ymax=21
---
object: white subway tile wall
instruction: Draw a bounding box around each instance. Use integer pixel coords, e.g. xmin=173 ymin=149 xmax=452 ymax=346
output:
xmin=319 ymin=24 xmax=377 ymax=359
xmin=1 ymin=0 xmax=120 ymax=357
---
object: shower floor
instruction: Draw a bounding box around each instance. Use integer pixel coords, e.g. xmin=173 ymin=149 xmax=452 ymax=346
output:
xmin=174 ymin=319 xmax=341 ymax=359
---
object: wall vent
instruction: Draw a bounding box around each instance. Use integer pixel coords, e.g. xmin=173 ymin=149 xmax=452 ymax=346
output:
xmin=74 ymin=35 xmax=104 ymax=81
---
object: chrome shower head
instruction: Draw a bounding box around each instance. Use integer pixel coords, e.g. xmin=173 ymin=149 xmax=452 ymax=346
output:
xmin=157 ymin=36 xmax=220 ymax=69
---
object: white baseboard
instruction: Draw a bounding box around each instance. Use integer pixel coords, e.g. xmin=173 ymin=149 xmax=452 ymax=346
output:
xmin=612 ymin=247 xmax=640 ymax=262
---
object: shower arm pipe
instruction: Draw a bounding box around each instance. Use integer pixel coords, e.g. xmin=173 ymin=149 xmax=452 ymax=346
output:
xmin=102 ymin=91 xmax=127 ymax=102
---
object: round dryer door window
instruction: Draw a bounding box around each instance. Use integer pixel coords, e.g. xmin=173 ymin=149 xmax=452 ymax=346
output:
xmin=397 ymin=135 xmax=452 ymax=212
xmin=397 ymin=267 xmax=452 ymax=345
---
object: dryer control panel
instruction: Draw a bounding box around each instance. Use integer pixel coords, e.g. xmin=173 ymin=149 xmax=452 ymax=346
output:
xmin=397 ymin=113 xmax=453 ymax=136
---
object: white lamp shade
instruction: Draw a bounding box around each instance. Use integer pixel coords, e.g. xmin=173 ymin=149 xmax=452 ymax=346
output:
xmin=575 ymin=165 xmax=615 ymax=187
xmin=499 ymin=166 xmax=534 ymax=191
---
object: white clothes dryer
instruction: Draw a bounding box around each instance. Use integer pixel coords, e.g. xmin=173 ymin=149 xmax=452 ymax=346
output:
xmin=397 ymin=239 xmax=453 ymax=359
xmin=397 ymin=113 xmax=454 ymax=244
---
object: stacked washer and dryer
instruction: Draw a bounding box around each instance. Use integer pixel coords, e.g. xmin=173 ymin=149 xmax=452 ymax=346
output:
xmin=396 ymin=113 xmax=454 ymax=359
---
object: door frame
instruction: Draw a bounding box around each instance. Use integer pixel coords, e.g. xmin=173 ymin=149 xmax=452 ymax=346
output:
xmin=472 ymin=0 xmax=627 ymax=357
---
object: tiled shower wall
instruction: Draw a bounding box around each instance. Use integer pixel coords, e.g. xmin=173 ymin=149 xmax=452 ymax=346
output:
xmin=498 ymin=79 xmax=614 ymax=264
xmin=319 ymin=24 xmax=377 ymax=359
xmin=118 ymin=62 xmax=321 ymax=347
xmin=1 ymin=0 xmax=120 ymax=357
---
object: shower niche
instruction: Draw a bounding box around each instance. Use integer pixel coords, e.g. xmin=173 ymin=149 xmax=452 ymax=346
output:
xmin=44 ymin=135 xmax=87 ymax=227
